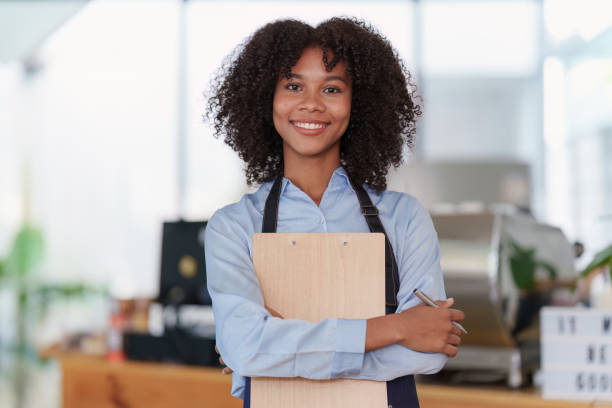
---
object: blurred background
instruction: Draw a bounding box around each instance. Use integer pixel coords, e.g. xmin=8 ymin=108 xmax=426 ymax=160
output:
xmin=0 ymin=0 xmax=611 ymax=407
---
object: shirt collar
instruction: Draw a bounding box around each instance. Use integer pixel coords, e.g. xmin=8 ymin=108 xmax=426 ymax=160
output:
xmin=331 ymin=166 xmax=354 ymax=193
xmin=279 ymin=166 xmax=352 ymax=196
xmin=280 ymin=177 xmax=291 ymax=196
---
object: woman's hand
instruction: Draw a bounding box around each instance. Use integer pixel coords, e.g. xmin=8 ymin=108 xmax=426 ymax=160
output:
xmin=215 ymin=345 xmax=233 ymax=374
xmin=365 ymin=298 xmax=465 ymax=356
xmin=395 ymin=298 xmax=465 ymax=357
xmin=265 ymin=305 xmax=283 ymax=319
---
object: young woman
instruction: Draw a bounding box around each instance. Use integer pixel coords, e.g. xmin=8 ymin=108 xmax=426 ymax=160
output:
xmin=205 ymin=17 xmax=465 ymax=407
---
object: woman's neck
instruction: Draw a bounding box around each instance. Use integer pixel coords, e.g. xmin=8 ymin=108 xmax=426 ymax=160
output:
xmin=283 ymin=156 xmax=340 ymax=206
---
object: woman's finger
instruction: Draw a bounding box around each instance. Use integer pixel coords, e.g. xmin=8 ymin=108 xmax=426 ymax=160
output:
xmin=448 ymin=334 xmax=462 ymax=346
xmin=435 ymin=298 xmax=454 ymax=308
xmin=443 ymin=344 xmax=459 ymax=357
xmin=266 ymin=305 xmax=284 ymax=318
xmin=449 ymin=308 xmax=465 ymax=322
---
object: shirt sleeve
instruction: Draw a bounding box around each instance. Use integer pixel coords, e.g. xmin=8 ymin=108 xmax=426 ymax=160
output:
xmin=344 ymin=198 xmax=449 ymax=381
xmin=205 ymin=210 xmax=367 ymax=395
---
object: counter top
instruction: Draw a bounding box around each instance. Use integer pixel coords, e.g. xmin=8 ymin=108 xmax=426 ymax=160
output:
xmin=59 ymin=354 xmax=612 ymax=408
xmin=417 ymin=382 xmax=612 ymax=408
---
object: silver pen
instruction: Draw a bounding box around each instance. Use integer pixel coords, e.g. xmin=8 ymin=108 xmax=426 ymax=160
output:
xmin=413 ymin=289 xmax=468 ymax=334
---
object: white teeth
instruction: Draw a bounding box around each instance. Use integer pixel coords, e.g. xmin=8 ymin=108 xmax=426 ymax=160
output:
xmin=293 ymin=121 xmax=326 ymax=130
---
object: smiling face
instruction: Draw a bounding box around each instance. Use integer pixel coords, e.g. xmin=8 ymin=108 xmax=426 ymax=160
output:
xmin=272 ymin=46 xmax=352 ymax=167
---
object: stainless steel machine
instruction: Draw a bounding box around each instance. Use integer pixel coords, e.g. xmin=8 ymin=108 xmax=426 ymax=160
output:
xmin=432 ymin=210 xmax=576 ymax=387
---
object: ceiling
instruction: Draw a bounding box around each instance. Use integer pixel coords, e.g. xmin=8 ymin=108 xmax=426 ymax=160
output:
xmin=0 ymin=0 xmax=89 ymax=63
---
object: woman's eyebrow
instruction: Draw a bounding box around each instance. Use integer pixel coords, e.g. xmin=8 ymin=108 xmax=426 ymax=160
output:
xmin=325 ymin=75 xmax=348 ymax=83
xmin=287 ymin=73 xmax=348 ymax=83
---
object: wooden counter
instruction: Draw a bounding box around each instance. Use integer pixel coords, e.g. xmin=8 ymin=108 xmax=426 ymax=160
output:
xmin=61 ymin=354 xmax=241 ymax=408
xmin=417 ymin=383 xmax=612 ymax=408
xmin=60 ymin=355 xmax=612 ymax=408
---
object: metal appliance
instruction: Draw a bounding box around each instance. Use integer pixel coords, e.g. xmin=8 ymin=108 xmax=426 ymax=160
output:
xmin=432 ymin=210 xmax=575 ymax=387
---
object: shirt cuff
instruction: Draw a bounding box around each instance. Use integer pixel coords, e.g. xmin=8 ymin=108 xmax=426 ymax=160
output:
xmin=331 ymin=318 xmax=366 ymax=377
xmin=230 ymin=372 xmax=246 ymax=399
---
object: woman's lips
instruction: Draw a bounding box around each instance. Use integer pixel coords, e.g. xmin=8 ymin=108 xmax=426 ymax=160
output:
xmin=290 ymin=120 xmax=329 ymax=136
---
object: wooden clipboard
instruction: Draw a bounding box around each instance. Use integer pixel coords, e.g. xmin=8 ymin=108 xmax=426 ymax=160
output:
xmin=251 ymin=233 xmax=387 ymax=408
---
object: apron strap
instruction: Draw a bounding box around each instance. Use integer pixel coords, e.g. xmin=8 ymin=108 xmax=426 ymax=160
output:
xmin=347 ymin=178 xmax=401 ymax=310
xmin=262 ymin=176 xmax=283 ymax=234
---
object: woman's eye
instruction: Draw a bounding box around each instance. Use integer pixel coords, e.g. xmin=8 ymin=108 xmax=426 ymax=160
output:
xmin=285 ymin=83 xmax=301 ymax=91
xmin=323 ymin=87 xmax=341 ymax=94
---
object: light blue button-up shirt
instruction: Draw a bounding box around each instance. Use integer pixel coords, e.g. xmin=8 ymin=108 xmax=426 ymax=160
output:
xmin=205 ymin=167 xmax=448 ymax=398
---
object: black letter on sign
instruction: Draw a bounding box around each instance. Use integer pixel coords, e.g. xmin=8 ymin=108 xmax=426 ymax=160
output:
xmin=588 ymin=345 xmax=595 ymax=363
xmin=576 ymin=373 xmax=584 ymax=391
xmin=570 ymin=316 xmax=576 ymax=334
xmin=604 ymin=316 xmax=611 ymax=334
xmin=601 ymin=374 xmax=609 ymax=392
xmin=589 ymin=374 xmax=597 ymax=391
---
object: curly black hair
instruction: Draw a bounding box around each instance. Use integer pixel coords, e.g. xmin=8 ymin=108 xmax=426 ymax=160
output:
xmin=206 ymin=17 xmax=420 ymax=191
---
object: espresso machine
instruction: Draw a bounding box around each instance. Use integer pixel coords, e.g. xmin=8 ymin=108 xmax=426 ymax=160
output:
xmin=387 ymin=160 xmax=577 ymax=387
xmin=432 ymin=211 xmax=575 ymax=387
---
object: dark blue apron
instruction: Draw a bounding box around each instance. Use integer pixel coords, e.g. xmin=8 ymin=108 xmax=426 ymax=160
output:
xmin=243 ymin=175 xmax=420 ymax=408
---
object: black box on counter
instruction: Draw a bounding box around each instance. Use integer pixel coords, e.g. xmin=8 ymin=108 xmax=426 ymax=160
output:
xmin=123 ymin=330 xmax=218 ymax=367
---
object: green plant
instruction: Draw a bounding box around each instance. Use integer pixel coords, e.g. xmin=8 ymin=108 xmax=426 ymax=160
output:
xmin=0 ymin=223 xmax=106 ymax=408
xmin=508 ymin=239 xmax=558 ymax=291
xmin=581 ymin=244 xmax=612 ymax=279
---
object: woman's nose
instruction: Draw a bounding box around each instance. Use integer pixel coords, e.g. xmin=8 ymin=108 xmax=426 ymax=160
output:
xmin=298 ymin=91 xmax=325 ymax=112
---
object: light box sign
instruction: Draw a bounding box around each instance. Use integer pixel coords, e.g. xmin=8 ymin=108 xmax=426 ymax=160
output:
xmin=541 ymin=307 xmax=612 ymax=401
